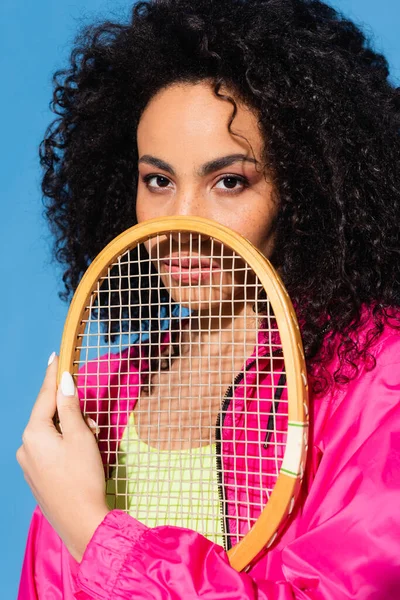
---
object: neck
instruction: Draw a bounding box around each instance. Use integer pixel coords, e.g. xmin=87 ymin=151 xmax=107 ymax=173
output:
xmin=179 ymin=302 xmax=260 ymax=359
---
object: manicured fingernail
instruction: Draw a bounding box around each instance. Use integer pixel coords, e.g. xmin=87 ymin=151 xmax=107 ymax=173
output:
xmin=60 ymin=371 xmax=75 ymax=396
xmin=86 ymin=417 xmax=100 ymax=435
xmin=48 ymin=352 xmax=56 ymax=366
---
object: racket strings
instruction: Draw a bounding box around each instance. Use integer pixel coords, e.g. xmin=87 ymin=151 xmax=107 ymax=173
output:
xmin=77 ymin=232 xmax=289 ymax=548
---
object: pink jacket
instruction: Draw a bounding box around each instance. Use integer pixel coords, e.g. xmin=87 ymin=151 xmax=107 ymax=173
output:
xmin=18 ymin=318 xmax=400 ymax=599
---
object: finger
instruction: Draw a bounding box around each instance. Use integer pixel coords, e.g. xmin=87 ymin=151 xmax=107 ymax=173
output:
xmin=16 ymin=445 xmax=25 ymax=467
xmin=56 ymin=371 xmax=87 ymax=436
xmin=84 ymin=415 xmax=100 ymax=436
xmin=29 ymin=352 xmax=59 ymax=424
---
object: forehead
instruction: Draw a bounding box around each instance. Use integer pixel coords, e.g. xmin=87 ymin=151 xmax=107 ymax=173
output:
xmin=137 ymin=82 xmax=263 ymax=162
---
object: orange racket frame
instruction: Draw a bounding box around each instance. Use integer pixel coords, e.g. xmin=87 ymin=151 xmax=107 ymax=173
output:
xmin=57 ymin=216 xmax=309 ymax=571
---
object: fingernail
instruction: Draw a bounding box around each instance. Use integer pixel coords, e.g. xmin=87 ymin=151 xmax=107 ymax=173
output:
xmin=86 ymin=417 xmax=100 ymax=435
xmin=48 ymin=352 xmax=56 ymax=366
xmin=60 ymin=371 xmax=75 ymax=397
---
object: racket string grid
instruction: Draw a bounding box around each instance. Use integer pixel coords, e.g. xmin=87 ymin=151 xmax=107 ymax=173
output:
xmin=61 ymin=219 xmax=308 ymax=571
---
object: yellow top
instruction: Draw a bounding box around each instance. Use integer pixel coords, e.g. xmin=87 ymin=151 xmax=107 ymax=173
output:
xmin=106 ymin=411 xmax=224 ymax=547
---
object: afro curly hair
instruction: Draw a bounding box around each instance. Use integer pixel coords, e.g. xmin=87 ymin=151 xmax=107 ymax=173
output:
xmin=40 ymin=0 xmax=400 ymax=392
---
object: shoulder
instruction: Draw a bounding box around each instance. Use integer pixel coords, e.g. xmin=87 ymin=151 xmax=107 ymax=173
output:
xmin=372 ymin=329 xmax=400 ymax=367
xmin=315 ymin=312 xmax=400 ymax=451
xmin=77 ymin=346 xmax=142 ymax=390
xmin=330 ymin=307 xmax=400 ymax=385
xmin=337 ymin=314 xmax=400 ymax=409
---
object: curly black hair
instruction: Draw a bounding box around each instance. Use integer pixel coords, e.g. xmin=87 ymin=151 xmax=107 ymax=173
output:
xmin=41 ymin=0 xmax=400 ymax=392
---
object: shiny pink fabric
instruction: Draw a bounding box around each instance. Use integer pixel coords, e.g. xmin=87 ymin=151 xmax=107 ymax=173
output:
xmin=18 ymin=319 xmax=400 ymax=599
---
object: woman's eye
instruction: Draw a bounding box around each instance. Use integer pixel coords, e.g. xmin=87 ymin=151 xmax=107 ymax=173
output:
xmin=214 ymin=176 xmax=248 ymax=192
xmin=142 ymin=174 xmax=248 ymax=193
xmin=143 ymin=175 xmax=172 ymax=190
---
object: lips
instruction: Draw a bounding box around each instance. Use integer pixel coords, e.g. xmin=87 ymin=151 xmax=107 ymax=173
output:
xmin=161 ymin=255 xmax=221 ymax=284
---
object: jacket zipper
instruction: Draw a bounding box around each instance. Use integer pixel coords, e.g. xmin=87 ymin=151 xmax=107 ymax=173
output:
xmin=263 ymin=371 xmax=287 ymax=449
xmin=215 ymin=360 xmax=256 ymax=552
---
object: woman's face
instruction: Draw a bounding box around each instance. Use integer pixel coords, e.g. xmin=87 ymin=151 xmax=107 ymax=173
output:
xmin=136 ymin=81 xmax=278 ymax=311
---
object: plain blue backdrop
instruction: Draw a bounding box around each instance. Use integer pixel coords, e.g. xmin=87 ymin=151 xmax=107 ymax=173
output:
xmin=1 ymin=1 xmax=399 ymax=596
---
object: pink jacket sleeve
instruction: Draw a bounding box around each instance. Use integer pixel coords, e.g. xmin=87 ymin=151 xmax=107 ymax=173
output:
xmin=19 ymin=335 xmax=400 ymax=599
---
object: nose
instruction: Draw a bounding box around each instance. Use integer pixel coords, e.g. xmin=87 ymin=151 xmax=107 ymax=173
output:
xmin=168 ymin=192 xmax=205 ymax=244
xmin=170 ymin=191 xmax=203 ymax=219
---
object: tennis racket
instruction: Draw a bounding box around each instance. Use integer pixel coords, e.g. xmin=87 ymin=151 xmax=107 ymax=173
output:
xmin=58 ymin=216 xmax=309 ymax=572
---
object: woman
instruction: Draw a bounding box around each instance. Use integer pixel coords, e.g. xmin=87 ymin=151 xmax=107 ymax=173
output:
xmin=17 ymin=0 xmax=400 ymax=598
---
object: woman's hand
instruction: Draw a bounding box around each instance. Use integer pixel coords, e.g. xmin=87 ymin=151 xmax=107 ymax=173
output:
xmin=16 ymin=354 xmax=110 ymax=562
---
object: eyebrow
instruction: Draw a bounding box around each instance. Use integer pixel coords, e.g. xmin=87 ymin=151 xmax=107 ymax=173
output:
xmin=138 ymin=153 xmax=259 ymax=177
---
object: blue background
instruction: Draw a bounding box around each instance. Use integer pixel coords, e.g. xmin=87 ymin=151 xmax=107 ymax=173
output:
xmin=1 ymin=0 xmax=399 ymax=596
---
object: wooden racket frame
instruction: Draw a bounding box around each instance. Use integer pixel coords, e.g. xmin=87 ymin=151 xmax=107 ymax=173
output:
xmin=58 ymin=216 xmax=309 ymax=572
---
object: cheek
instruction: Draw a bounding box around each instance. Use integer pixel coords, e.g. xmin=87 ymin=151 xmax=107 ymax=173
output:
xmin=247 ymin=196 xmax=278 ymax=255
xmin=135 ymin=184 xmax=158 ymax=223
xmin=248 ymin=220 xmax=273 ymax=250
xmin=135 ymin=194 xmax=148 ymax=224
xmin=231 ymin=213 xmax=276 ymax=257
